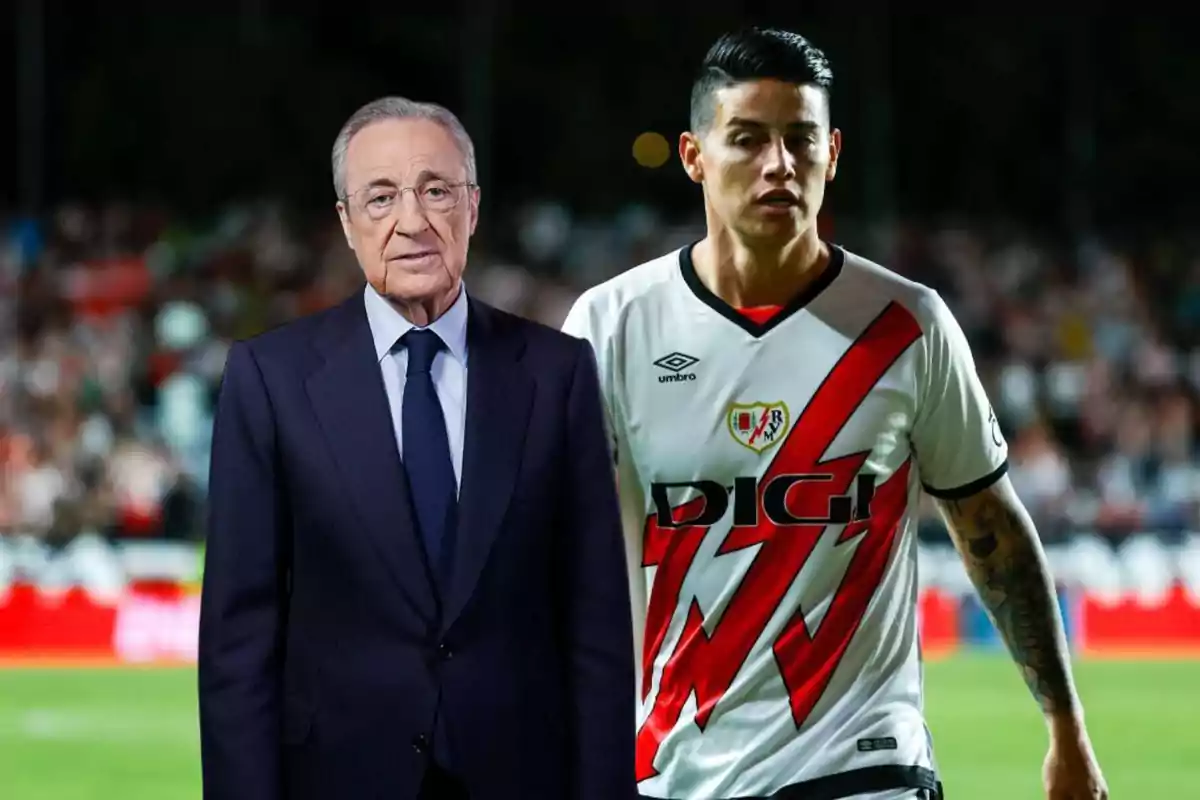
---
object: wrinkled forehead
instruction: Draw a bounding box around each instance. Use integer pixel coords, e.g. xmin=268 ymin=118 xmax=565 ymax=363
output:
xmin=344 ymin=118 xmax=468 ymax=191
xmin=712 ymin=80 xmax=829 ymax=130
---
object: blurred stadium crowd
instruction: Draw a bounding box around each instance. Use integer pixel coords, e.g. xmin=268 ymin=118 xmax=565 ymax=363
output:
xmin=3 ymin=202 xmax=1200 ymax=597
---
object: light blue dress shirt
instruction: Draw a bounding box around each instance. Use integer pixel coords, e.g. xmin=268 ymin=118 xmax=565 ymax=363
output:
xmin=363 ymin=284 xmax=469 ymax=492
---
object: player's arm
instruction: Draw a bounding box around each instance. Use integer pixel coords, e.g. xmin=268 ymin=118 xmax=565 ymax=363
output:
xmin=909 ymin=291 xmax=1081 ymax=717
xmin=198 ymin=342 xmax=288 ymax=800
xmin=913 ymin=292 xmax=1080 ymax=713
xmin=932 ymin=476 xmax=1106 ymax=798
xmin=933 ymin=478 xmax=1080 ymax=720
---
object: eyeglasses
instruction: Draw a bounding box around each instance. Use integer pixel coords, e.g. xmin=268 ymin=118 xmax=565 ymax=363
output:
xmin=343 ymin=179 xmax=476 ymax=221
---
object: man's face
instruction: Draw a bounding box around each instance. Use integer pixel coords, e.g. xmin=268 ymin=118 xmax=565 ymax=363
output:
xmin=681 ymin=80 xmax=840 ymax=244
xmin=336 ymin=118 xmax=479 ymax=304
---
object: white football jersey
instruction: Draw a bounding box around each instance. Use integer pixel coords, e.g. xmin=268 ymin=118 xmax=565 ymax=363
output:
xmin=562 ymin=244 xmax=1008 ymax=799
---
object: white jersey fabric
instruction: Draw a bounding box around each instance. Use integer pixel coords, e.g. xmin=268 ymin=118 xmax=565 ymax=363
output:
xmin=562 ymin=244 xmax=1008 ymax=799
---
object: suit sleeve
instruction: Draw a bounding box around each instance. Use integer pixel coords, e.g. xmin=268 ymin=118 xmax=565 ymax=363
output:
xmin=198 ymin=341 xmax=288 ymax=800
xmin=911 ymin=292 xmax=1009 ymax=498
xmin=560 ymin=339 xmax=639 ymax=799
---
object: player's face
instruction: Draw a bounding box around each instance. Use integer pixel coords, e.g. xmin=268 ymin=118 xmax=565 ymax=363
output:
xmin=682 ymin=80 xmax=840 ymax=243
xmin=337 ymin=118 xmax=479 ymax=306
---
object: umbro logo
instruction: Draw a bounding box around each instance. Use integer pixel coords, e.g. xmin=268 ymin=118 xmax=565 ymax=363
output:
xmin=653 ymin=352 xmax=699 ymax=384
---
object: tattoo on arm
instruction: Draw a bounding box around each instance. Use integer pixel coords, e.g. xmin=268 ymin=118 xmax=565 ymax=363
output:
xmin=937 ymin=479 xmax=1079 ymax=716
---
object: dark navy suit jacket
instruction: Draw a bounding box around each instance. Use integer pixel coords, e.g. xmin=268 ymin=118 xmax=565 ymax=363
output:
xmin=198 ymin=290 xmax=637 ymax=799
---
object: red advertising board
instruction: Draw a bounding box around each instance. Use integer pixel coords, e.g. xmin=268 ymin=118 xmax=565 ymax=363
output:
xmin=1 ymin=583 xmax=1197 ymax=666
xmin=0 ymin=581 xmax=199 ymax=665
xmin=1076 ymin=583 xmax=1200 ymax=657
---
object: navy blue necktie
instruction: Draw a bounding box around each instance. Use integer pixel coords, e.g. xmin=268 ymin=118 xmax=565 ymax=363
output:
xmin=401 ymin=329 xmax=457 ymax=584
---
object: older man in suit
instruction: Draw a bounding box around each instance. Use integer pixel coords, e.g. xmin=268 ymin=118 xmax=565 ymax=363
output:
xmin=198 ymin=96 xmax=638 ymax=800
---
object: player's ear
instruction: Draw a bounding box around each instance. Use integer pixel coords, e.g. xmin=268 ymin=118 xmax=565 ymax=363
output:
xmin=825 ymin=128 xmax=842 ymax=182
xmin=679 ymin=132 xmax=704 ymax=184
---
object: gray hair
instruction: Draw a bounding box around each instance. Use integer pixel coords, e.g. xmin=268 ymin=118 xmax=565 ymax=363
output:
xmin=331 ymin=96 xmax=478 ymax=199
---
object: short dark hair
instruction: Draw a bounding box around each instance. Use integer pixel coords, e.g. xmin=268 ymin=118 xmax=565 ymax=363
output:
xmin=689 ymin=27 xmax=834 ymax=133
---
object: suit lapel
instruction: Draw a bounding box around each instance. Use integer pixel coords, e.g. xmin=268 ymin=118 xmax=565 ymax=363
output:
xmin=305 ymin=294 xmax=439 ymax=623
xmin=442 ymin=298 xmax=533 ymax=632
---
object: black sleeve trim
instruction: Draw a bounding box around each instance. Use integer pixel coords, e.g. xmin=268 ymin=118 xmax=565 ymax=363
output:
xmin=922 ymin=460 xmax=1009 ymax=500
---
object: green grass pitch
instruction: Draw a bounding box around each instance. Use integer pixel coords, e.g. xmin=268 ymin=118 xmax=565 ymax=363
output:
xmin=0 ymin=654 xmax=1194 ymax=798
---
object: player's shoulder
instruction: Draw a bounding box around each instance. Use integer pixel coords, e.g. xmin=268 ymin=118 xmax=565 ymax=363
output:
xmin=836 ymin=246 xmax=958 ymax=336
xmin=562 ymin=247 xmax=684 ymax=339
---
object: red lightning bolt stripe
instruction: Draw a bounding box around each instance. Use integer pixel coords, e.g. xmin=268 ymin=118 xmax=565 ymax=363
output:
xmin=774 ymin=459 xmax=911 ymax=725
xmin=636 ymin=302 xmax=923 ymax=782
xmin=641 ymin=492 xmax=706 ymax=702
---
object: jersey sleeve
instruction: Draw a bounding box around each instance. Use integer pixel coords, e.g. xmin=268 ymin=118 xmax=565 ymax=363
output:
xmin=561 ymin=293 xmax=619 ymax=464
xmin=910 ymin=292 xmax=1009 ymax=499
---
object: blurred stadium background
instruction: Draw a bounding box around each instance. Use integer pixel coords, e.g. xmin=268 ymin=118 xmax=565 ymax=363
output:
xmin=3 ymin=5 xmax=1200 ymax=798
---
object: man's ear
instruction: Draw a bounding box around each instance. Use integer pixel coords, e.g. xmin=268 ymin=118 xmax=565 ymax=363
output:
xmin=468 ymin=186 xmax=481 ymax=236
xmin=825 ymin=128 xmax=842 ymax=182
xmin=336 ymin=201 xmax=355 ymax=250
xmin=679 ymin=132 xmax=704 ymax=184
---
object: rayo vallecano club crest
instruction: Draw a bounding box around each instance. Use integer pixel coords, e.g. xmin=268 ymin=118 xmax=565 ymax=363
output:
xmin=727 ymin=401 xmax=790 ymax=453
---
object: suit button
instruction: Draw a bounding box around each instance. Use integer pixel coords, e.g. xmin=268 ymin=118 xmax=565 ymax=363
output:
xmin=412 ymin=734 xmax=429 ymax=754
xmin=437 ymin=642 xmax=453 ymax=660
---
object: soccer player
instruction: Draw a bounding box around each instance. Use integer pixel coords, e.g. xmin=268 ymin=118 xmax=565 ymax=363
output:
xmin=562 ymin=27 xmax=1109 ymax=800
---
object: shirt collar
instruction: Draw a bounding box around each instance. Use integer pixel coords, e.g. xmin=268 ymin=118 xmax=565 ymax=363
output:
xmin=363 ymin=282 xmax=469 ymax=365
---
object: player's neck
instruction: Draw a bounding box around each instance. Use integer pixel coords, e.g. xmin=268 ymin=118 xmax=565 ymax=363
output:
xmin=692 ymin=228 xmax=829 ymax=309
